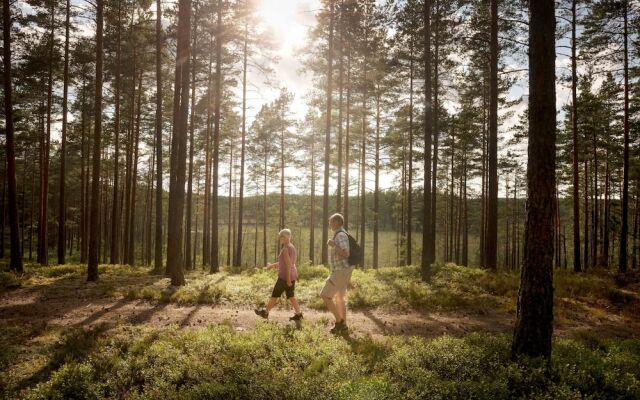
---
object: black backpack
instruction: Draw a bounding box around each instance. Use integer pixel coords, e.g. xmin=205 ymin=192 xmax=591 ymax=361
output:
xmin=334 ymin=229 xmax=362 ymax=267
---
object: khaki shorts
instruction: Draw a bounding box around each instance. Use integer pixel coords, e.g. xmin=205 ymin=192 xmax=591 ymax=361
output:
xmin=320 ymin=267 xmax=354 ymax=298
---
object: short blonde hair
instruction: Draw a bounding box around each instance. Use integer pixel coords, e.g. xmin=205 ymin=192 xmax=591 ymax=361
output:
xmin=278 ymin=229 xmax=292 ymax=239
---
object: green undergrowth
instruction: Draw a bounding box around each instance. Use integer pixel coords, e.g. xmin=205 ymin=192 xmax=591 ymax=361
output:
xmin=2 ymin=262 xmax=639 ymax=316
xmin=3 ymin=323 xmax=638 ymax=400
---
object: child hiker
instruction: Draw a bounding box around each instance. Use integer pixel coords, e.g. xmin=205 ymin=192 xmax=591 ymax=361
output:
xmin=254 ymin=229 xmax=303 ymax=321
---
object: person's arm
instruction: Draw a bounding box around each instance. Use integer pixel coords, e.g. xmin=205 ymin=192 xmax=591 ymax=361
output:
xmin=336 ymin=233 xmax=350 ymax=258
xmin=283 ymin=246 xmax=292 ymax=286
xmin=265 ymin=262 xmax=277 ymax=270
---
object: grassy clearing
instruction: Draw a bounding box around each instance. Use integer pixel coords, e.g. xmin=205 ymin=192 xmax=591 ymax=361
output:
xmin=3 ymin=262 xmax=639 ymax=316
xmin=2 ymin=323 xmax=638 ymax=399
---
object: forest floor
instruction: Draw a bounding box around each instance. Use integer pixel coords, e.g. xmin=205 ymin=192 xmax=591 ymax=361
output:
xmin=1 ymin=262 xmax=639 ymax=399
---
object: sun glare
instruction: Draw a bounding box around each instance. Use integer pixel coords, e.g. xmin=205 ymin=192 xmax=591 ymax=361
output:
xmin=256 ymin=0 xmax=312 ymax=56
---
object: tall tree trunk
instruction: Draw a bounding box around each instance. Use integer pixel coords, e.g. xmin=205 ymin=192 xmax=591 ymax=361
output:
xmin=430 ymin=0 xmax=440 ymax=263
xmin=461 ymin=159 xmax=468 ymax=267
xmin=321 ymin=0 xmax=335 ymax=265
xmin=88 ymin=0 xmax=104 ymax=281
xmin=2 ymin=0 xmax=23 ymax=272
xmin=263 ymin=155 xmax=268 ymax=266
xmin=57 ymin=0 xmax=70 ymax=265
xmin=359 ymin=4 xmax=368 ymax=267
xmin=227 ymin=146 xmax=233 ymax=266
xmin=153 ymin=0 xmax=164 ymax=273
xmin=407 ymin=40 xmax=414 ymax=266
xmin=166 ymin=0 xmax=191 ymax=285
xmin=123 ymin=50 xmax=136 ymax=264
xmin=234 ymin=21 xmax=248 ymax=267
xmin=202 ymin=38 xmax=214 ymax=267
xmin=310 ymin=133 xmax=316 ymax=264
xmin=373 ymin=89 xmax=380 ymax=269
xmin=421 ymin=0 xmax=433 ymax=280
xmin=570 ymin=0 xmax=581 ymax=272
xmin=592 ymin=129 xmax=598 ymax=266
xmin=344 ymin=50 xmax=351 ymax=229
xmin=185 ymin=7 xmax=198 ymax=270
xmin=128 ymin=71 xmax=143 ymax=265
xmin=336 ymin=0 xmax=344 ymax=213
xmin=279 ymin=118 xmax=285 ymax=230
xmin=511 ymin=0 xmax=556 ymax=359
xmin=583 ymin=160 xmax=589 ymax=269
xmin=618 ymin=1 xmax=629 ymax=273
xmin=209 ymin=0 xmax=222 ymax=273
xmin=39 ymin=1 xmax=55 ymax=266
xmin=110 ymin=0 xmax=122 ymax=265
xmin=486 ymin=0 xmax=499 ymax=271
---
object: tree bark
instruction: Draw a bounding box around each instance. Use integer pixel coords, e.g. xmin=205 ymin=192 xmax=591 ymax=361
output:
xmin=373 ymin=89 xmax=380 ymax=269
xmin=511 ymin=0 xmax=556 ymax=359
xmin=110 ymin=0 xmax=122 ymax=265
xmin=57 ymin=0 xmax=70 ymax=265
xmin=153 ymin=0 xmax=164 ymax=273
xmin=38 ymin=1 xmax=56 ymax=266
xmin=166 ymin=0 xmax=191 ymax=285
xmin=2 ymin=0 xmax=23 ymax=272
xmin=421 ymin=0 xmax=433 ymax=280
xmin=486 ymin=0 xmax=499 ymax=271
xmin=570 ymin=0 xmax=581 ymax=272
xmin=234 ymin=21 xmax=249 ymax=267
xmin=209 ymin=0 xmax=222 ymax=273
xmin=407 ymin=40 xmax=414 ymax=266
xmin=618 ymin=1 xmax=629 ymax=273
xmin=321 ymin=0 xmax=335 ymax=265
xmin=88 ymin=0 xmax=104 ymax=281
xmin=185 ymin=7 xmax=198 ymax=270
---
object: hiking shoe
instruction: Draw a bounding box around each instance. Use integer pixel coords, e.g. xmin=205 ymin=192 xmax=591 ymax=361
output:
xmin=254 ymin=308 xmax=269 ymax=319
xmin=289 ymin=312 xmax=303 ymax=321
xmin=330 ymin=320 xmax=347 ymax=334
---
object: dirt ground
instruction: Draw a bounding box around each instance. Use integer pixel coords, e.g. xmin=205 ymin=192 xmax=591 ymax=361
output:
xmin=2 ymin=277 xmax=639 ymax=340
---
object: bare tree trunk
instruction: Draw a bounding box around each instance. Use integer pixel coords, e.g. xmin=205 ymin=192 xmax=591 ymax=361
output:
xmin=373 ymin=89 xmax=380 ymax=269
xmin=430 ymin=0 xmax=440 ymax=263
xmin=38 ymin=1 xmax=55 ymax=266
xmin=57 ymin=0 xmax=70 ymax=265
xmin=209 ymin=0 xmax=222 ymax=273
xmin=166 ymin=0 xmax=191 ymax=285
xmin=344 ymin=50 xmax=351 ymax=229
xmin=486 ymin=0 xmax=499 ymax=271
xmin=336 ymin=0 xmax=344 ymax=213
xmin=110 ymin=0 xmax=122 ymax=265
xmin=584 ymin=161 xmax=589 ymax=270
xmin=88 ymin=0 xmax=104 ymax=282
xmin=421 ymin=0 xmax=433 ymax=280
xmin=618 ymin=1 xmax=630 ymax=273
xmin=153 ymin=0 xmax=164 ymax=273
xmin=185 ymin=7 xmax=198 ymax=270
xmin=2 ymin=0 xmax=23 ymax=272
xmin=128 ymin=71 xmax=143 ymax=266
xmin=570 ymin=0 xmax=581 ymax=272
xmin=310 ymin=133 xmax=316 ymax=264
xmin=407 ymin=40 xmax=414 ymax=266
xmin=202 ymin=37 xmax=214 ymax=267
xmin=234 ymin=20 xmax=248 ymax=267
xmin=511 ymin=0 xmax=556 ymax=359
xmin=321 ymin=0 xmax=335 ymax=265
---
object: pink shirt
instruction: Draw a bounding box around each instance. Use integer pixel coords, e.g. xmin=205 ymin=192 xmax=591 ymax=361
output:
xmin=278 ymin=244 xmax=298 ymax=281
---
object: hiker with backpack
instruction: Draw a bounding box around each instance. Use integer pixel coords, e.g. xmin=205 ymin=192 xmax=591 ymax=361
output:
xmin=321 ymin=213 xmax=360 ymax=334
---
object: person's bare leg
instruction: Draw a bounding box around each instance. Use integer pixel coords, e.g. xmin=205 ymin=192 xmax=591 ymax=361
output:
xmin=288 ymin=297 xmax=301 ymax=314
xmin=323 ymin=296 xmax=341 ymax=322
xmin=335 ymin=293 xmax=347 ymax=322
xmin=265 ymin=297 xmax=278 ymax=313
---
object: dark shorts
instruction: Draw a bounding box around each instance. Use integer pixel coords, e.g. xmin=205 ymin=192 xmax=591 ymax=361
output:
xmin=271 ymin=278 xmax=296 ymax=299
